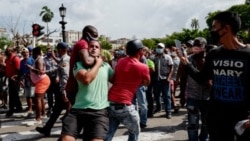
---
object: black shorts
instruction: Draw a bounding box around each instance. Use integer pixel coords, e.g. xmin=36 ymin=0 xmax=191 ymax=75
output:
xmin=61 ymin=108 xmax=109 ymax=140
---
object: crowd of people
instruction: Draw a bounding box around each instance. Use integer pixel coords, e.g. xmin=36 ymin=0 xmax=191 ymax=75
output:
xmin=0 ymin=11 xmax=250 ymax=141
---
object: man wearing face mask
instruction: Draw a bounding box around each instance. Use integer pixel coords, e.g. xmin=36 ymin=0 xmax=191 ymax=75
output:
xmin=152 ymin=43 xmax=173 ymax=119
xmin=179 ymin=11 xmax=250 ymax=141
xmin=181 ymin=37 xmax=210 ymax=141
xmin=169 ymin=46 xmax=180 ymax=114
xmin=44 ymin=48 xmax=60 ymax=116
xmin=36 ymin=42 xmax=70 ymax=137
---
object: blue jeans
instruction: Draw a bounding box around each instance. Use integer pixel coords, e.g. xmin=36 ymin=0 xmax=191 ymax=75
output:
xmin=135 ymin=86 xmax=148 ymax=125
xmin=105 ymin=104 xmax=140 ymax=141
xmin=186 ymin=98 xmax=209 ymax=141
xmin=153 ymin=80 xmax=171 ymax=115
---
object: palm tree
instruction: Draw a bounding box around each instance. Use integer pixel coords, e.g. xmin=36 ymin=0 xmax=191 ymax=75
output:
xmin=40 ymin=6 xmax=54 ymax=46
xmin=191 ymin=18 xmax=199 ymax=30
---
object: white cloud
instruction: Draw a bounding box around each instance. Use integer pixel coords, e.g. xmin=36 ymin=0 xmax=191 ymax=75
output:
xmin=0 ymin=0 xmax=245 ymax=40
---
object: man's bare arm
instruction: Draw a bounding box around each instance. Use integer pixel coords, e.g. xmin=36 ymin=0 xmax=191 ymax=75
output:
xmin=79 ymin=49 xmax=95 ymax=67
xmin=75 ymin=56 xmax=103 ymax=85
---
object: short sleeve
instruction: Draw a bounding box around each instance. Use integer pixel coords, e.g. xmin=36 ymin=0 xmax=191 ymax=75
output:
xmin=76 ymin=40 xmax=88 ymax=50
xmin=147 ymin=59 xmax=155 ymax=69
xmin=164 ymin=54 xmax=173 ymax=65
xmin=73 ymin=62 xmax=85 ymax=77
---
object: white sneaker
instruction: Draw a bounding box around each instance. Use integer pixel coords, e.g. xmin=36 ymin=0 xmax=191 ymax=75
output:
xmin=41 ymin=115 xmax=47 ymax=119
xmin=26 ymin=119 xmax=42 ymax=127
xmin=23 ymin=111 xmax=34 ymax=117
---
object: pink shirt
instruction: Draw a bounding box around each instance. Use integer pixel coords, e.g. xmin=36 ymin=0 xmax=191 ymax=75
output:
xmin=30 ymin=57 xmax=46 ymax=84
xmin=108 ymin=57 xmax=150 ymax=105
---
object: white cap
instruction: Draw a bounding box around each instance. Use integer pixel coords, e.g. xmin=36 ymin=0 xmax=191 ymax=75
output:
xmin=157 ymin=43 xmax=165 ymax=48
xmin=21 ymin=48 xmax=29 ymax=53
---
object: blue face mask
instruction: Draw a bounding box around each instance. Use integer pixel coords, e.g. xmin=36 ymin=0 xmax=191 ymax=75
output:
xmin=47 ymin=52 xmax=52 ymax=57
xmin=119 ymin=50 xmax=124 ymax=55
xmin=156 ymin=48 xmax=163 ymax=54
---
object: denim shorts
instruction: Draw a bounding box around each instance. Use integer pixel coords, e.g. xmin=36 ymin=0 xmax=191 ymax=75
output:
xmin=61 ymin=108 xmax=109 ymax=140
xmin=24 ymin=86 xmax=35 ymax=97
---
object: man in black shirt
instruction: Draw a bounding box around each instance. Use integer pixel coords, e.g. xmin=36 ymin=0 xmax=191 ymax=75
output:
xmin=179 ymin=11 xmax=250 ymax=141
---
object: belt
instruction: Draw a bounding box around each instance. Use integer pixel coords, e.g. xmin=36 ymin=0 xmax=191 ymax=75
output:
xmin=110 ymin=102 xmax=131 ymax=110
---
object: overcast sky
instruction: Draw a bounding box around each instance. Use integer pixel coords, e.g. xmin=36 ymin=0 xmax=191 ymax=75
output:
xmin=0 ymin=0 xmax=246 ymax=40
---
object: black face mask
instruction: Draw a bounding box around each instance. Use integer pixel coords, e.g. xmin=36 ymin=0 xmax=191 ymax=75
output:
xmin=210 ymin=27 xmax=225 ymax=45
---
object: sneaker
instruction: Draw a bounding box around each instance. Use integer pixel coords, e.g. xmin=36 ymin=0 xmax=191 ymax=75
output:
xmin=28 ymin=111 xmax=34 ymax=117
xmin=166 ymin=114 xmax=172 ymax=119
xmin=36 ymin=127 xmax=51 ymax=137
xmin=41 ymin=115 xmax=48 ymax=119
xmin=153 ymin=109 xmax=161 ymax=114
xmin=26 ymin=119 xmax=42 ymax=127
xmin=23 ymin=111 xmax=34 ymax=117
xmin=140 ymin=123 xmax=147 ymax=129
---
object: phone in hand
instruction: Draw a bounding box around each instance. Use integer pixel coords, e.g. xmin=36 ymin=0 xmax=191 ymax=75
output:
xmin=175 ymin=39 xmax=184 ymax=57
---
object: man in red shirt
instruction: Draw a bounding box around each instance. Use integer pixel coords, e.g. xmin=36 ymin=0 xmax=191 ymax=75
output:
xmin=64 ymin=25 xmax=98 ymax=107
xmin=5 ymin=47 xmax=22 ymax=117
xmin=105 ymin=39 xmax=150 ymax=141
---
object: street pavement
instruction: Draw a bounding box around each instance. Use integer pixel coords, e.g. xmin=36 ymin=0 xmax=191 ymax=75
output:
xmin=0 ymin=95 xmax=188 ymax=141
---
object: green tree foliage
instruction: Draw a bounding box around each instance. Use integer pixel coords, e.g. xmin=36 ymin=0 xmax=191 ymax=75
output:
xmin=98 ymin=36 xmax=112 ymax=50
xmin=245 ymin=0 xmax=250 ymax=5
xmin=205 ymin=4 xmax=250 ymax=43
xmin=164 ymin=28 xmax=210 ymax=47
xmin=0 ymin=36 xmax=12 ymax=50
xmin=205 ymin=11 xmax=220 ymax=30
xmin=142 ymin=39 xmax=156 ymax=49
xmin=100 ymin=41 xmax=112 ymax=50
xmin=227 ymin=4 xmax=250 ymax=31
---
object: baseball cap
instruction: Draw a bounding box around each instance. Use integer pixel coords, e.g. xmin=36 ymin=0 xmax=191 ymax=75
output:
xmin=27 ymin=46 xmax=33 ymax=52
xmin=57 ymin=42 xmax=68 ymax=49
xmin=21 ymin=48 xmax=29 ymax=53
xmin=193 ymin=37 xmax=207 ymax=47
xmin=157 ymin=43 xmax=165 ymax=48
xmin=186 ymin=40 xmax=194 ymax=47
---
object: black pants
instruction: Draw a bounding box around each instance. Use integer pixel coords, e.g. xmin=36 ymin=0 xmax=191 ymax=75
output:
xmin=44 ymin=88 xmax=65 ymax=131
xmin=8 ymin=79 xmax=22 ymax=112
xmin=46 ymin=76 xmax=60 ymax=109
xmin=207 ymin=108 xmax=249 ymax=141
